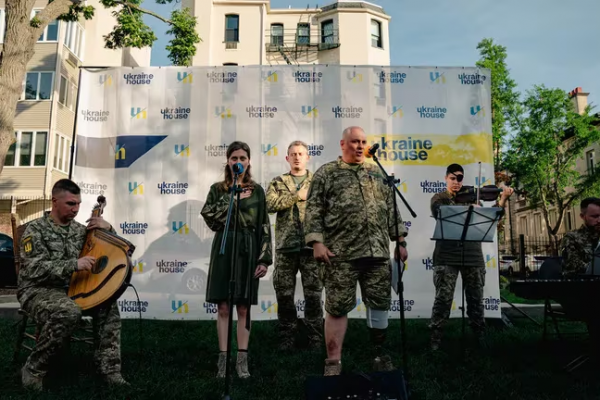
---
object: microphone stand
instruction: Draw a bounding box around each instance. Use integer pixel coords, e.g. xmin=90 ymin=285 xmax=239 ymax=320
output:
xmin=369 ymin=150 xmax=416 ymax=399
xmin=220 ymin=170 xmax=244 ymax=400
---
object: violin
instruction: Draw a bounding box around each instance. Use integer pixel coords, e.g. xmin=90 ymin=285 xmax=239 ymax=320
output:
xmin=454 ymin=185 xmax=525 ymax=204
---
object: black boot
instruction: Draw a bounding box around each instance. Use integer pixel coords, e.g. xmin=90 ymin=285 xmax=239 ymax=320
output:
xmin=369 ymin=328 xmax=394 ymax=371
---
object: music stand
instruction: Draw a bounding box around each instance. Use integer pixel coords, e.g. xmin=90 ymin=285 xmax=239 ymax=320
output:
xmin=431 ymin=204 xmax=503 ymax=343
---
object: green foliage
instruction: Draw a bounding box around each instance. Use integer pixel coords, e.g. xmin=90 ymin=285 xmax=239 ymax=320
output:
xmin=37 ymin=0 xmax=200 ymax=66
xmin=165 ymin=8 xmax=202 ymax=66
xmin=475 ymin=38 xmax=520 ymax=169
xmin=504 ymin=85 xmax=600 ymax=234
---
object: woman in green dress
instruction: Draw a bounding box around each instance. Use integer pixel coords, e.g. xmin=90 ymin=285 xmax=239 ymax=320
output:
xmin=200 ymin=141 xmax=273 ymax=379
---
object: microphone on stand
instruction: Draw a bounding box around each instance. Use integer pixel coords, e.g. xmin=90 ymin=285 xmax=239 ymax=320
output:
xmin=232 ymin=162 xmax=244 ymax=175
xmin=365 ymin=143 xmax=380 ymax=158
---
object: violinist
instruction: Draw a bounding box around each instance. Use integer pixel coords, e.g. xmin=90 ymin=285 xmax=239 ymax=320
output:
xmin=428 ymin=163 xmax=513 ymax=350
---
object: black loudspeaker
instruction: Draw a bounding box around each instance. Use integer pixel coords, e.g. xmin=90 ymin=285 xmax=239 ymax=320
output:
xmin=305 ymin=370 xmax=409 ymax=400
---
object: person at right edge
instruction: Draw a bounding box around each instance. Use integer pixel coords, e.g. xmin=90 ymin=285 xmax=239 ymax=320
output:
xmin=429 ymin=163 xmax=513 ymax=351
xmin=304 ymin=126 xmax=408 ymax=376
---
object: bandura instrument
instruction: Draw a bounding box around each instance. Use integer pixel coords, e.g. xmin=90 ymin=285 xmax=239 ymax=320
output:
xmin=68 ymin=195 xmax=136 ymax=310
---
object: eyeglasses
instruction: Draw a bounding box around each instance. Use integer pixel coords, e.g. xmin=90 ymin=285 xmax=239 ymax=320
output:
xmin=449 ymin=173 xmax=464 ymax=182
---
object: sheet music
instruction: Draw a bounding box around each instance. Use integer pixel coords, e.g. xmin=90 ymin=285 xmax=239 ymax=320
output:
xmin=432 ymin=205 xmax=503 ymax=243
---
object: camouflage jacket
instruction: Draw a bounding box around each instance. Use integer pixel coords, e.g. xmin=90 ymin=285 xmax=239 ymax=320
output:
xmin=304 ymin=157 xmax=407 ymax=262
xmin=560 ymin=224 xmax=600 ymax=276
xmin=17 ymin=212 xmax=115 ymax=303
xmin=266 ymin=171 xmax=313 ymax=253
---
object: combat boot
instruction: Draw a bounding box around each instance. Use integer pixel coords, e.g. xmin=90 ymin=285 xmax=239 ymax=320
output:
xmin=324 ymin=358 xmax=342 ymax=376
xmin=236 ymin=351 xmax=250 ymax=379
xmin=21 ymin=366 xmax=43 ymax=391
xmin=430 ymin=328 xmax=443 ymax=351
xmin=217 ymin=351 xmax=227 ymax=378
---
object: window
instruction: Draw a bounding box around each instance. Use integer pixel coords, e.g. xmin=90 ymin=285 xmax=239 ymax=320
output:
xmin=225 ymin=15 xmax=239 ymax=42
xmin=0 ymin=9 xmax=5 ymax=43
xmin=23 ymin=72 xmax=53 ymax=100
xmin=534 ymin=213 xmax=543 ymax=235
xmin=271 ymin=23 xmax=283 ymax=46
xmin=3 ymin=131 xmax=48 ymax=167
xmin=321 ymin=20 xmax=334 ymax=43
xmin=53 ymin=133 xmax=72 ymax=173
xmin=59 ymin=75 xmax=77 ymax=110
xmin=566 ymin=211 xmax=573 ymax=231
xmin=64 ymin=21 xmax=84 ymax=59
xmin=297 ymin=23 xmax=310 ymax=44
xmin=519 ymin=216 xmax=528 ymax=236
xmin=371 ymin=19 xmax=382 ymax=48
xmin=32 ymin=10 xmax=58 ymax=42
xmin=587 ymin=150 xmax=595 ymax=174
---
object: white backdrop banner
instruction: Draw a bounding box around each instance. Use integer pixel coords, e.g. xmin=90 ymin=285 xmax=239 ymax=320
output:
xmin=71 ymin=65 xmax=500 ymax=321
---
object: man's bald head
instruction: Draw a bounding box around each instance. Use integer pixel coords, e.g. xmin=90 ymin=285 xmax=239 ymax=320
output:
xmin=340 ymin=126 xmax=367 ymax=164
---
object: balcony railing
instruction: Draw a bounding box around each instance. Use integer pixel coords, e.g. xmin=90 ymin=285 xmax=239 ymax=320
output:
xmin=264 ymin=28 xmax=340 ymax=52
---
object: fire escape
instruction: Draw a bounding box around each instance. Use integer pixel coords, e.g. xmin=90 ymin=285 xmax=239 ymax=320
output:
xmin=264 ymin=7 xmax=340 ymax=65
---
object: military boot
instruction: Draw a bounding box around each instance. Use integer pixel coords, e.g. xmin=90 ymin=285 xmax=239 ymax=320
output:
xmin=21 ymin=366 xmax=43 ymax=391
xmin=324 ymin=359 xmax=342 ymax=376
xmin=236 ymin=351 xmax=250 ymax=379
xmin=373 ymin=354 xmax=395 ymax=372
xmin=216 ymin=352 xmax=227 ymax=378
xmin=103 ymin=373 xmax=130 ymax=386
xmin=430 ymin=328 xmax=443 ymax=351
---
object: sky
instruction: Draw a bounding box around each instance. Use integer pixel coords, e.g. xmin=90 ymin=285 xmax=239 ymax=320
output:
xmin=142 ymin=0 xmax=600 ymax=108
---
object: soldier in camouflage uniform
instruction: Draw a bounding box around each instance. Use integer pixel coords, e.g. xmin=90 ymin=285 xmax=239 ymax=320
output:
xmin=304 ymin=127 xmax=408 ymax=376
xmin=429 ymin=164 xmax=513 ymax=350
xmin=17 ymin=179 xmax=128 ymax=391
xmin=266 ymin=140 xmax=323 ymax=350
xmin=559 ymin=197 xmax=600 ymax=277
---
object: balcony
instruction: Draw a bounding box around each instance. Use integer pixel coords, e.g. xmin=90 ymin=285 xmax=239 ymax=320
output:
xmin=264 ymin=28 xmax=340 ymax=53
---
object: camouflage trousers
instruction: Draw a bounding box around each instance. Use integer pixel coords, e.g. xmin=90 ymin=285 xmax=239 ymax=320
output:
xmin=429 ymin=264 xmax=486 ymax=336
xmin=323 ymin=258 xmax=391 ymax=317
xmin=20 ymin=288 xmax=122 ymax=378
xmin=273 ymin=250 xmax=324 ymax=343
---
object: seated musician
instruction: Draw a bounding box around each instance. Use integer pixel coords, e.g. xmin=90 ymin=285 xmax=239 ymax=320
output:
xmin=428 ymin=164 xmax=513 ymax=350
xmin=559 ymin=197 xmax=600 ymax=277
xmin=17 ymin=179 xmax=129 ymax=391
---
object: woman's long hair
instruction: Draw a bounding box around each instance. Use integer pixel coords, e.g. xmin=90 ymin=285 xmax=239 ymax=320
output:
xmin=220 ymin=141 xmax=254 ymax=191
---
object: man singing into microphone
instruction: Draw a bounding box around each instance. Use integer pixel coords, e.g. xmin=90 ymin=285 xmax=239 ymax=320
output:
xmin=304 ymin=126 xmax=408 ymax=376
xmin=429 ymin=163 xmax=513 ymax=350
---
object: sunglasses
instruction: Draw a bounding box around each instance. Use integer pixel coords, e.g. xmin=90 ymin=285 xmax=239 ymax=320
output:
xmin=449 ymin=173 xmax=464 ymax=182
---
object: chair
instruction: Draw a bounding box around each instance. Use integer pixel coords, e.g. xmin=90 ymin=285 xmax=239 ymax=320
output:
xmin=11 ymin=214 xmax=94 ymax=364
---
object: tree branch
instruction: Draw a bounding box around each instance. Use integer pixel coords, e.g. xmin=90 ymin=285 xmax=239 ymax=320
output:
xmin=114 ymin=0 xmax=173 ymax=25
xmin=30 ymin=0 xmax=82 ymax=41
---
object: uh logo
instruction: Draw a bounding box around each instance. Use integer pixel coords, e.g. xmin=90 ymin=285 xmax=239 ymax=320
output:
xmin=171 ymin=300 xmax=189 ymax=314
xmin=131 ymin=107 xmax=147 ymax=119
xmin=260 ymin=300 xmax=278 ymax=314
xmin=485 ymin=254 xmax=497 ymax=269
xmin=470 ymin=105 xmax=485 ymax=117
xmin=388 ymin=105 xmax=404 ymax=118
xmin=132 ymin=259 xmax=145 ymax=273
xmin=263 ymin=70 xmax=278 ymax=82
xmin=354 ymin=298 xmax=367 ymax=312
xmin=129 ymin=181 xmax=144 ymax=195
xmin=475 ymin=176 xmax=492 ymax=187
xmin=301 ymin=105 xmax=318 ymax=118
xmin=347 ymin=71 xmax=363 ymax=83
xmin=177 ymin=71 xmax=193 ymax=84
xmin=99 ymin=74 xmax=112 ymax=86
xmin=172 ymin=221 xmax=189 ymax=235
xmin=174 ymin=144 xmax=190 ymax=157
xmin=429 ymin=71 xmax=446 ymax=84
xmin=262 ymin=143 xmax=278 ymax=156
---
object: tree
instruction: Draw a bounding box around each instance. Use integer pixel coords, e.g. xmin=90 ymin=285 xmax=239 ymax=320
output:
xmin=0 ymin=0 xmax=201 ymax=176
xmin=504 ymin=85 xmax=600 ymax=252
xmin=475 ymin=38 xmax=520 ymax=170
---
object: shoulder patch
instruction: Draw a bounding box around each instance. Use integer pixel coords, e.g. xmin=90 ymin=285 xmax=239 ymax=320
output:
xmin=22 ymin=235 xmax=34 ymax=254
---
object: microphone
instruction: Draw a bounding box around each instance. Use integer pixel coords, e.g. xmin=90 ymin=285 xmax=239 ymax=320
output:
xmin=365 ymin=143 xmax=380 ymax=158
xmin=232 ymin=162 xmax=244 ymax=175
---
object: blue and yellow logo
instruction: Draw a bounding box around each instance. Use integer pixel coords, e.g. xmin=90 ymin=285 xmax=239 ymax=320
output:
xmin=115 ymin=144 xmax=126 ymax=160
xmin=174 ymin=144 xmax=190 ymax=157
xmin=215 ymin=106 xmax=233 ymax=119
xmin=263 ymin=71 xmax=278 ymax=82
xmin=347 ymin=71 xmax=363 ymax=83
xmin=388 ymin=106 xmax=404 ymax=118
xmin=172 ymin=221 xmax=189 ymax=235
xmin=485 ymin=254 xmax=497 ymax=269
xmin=301 ymin=105 xmax=318 ymax=118
xmin=475 ymin=176 xmax=493 ymax=186
xmin=395 ymin=180 xmax=408 ymax=193
xmin=177 ymin=71 xmax=193 ymax=84
xmin=133 ymin=259 xmax=145 ymax=273
xmin=171 ymin=300 xmax=189 ymax=313
xmin=470 ymin=105 xmax=485 ymax=117
xmin=262 ymin=143 xmax=278 ymax=156
xmin=99 ymin=74 xmax=112 ymax=86
xmin=430 ymin=71 xmax=446 ymax=84
xmin=261 ymin=300 xmax=278 ymax=314
xmin=128 ymin=181 xmax=144 ymax=195
xmin=131 ymin=107 xmax=147 ymax=119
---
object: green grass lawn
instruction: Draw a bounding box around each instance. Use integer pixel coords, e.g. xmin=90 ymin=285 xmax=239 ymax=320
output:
xmin=0 ymin=316 xmax=597 ymax=400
